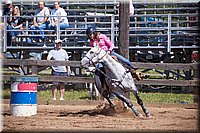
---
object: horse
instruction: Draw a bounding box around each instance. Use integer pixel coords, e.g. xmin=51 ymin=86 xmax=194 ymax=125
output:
xmin=81 ymin=46 xmax=151 ymax=117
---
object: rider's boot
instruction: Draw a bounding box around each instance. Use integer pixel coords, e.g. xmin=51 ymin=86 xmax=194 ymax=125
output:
xmin=130 ymin=68 xmax=141 ymax=81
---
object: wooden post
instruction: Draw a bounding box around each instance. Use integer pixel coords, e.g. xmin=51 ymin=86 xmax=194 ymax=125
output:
xmin=193 ymin=64 xmax=199 ymax=103
xmin=119 ymin=0 xmax=130 ymax=99
xmin=31 ymin=66 xmax=38 ymax=75
xmin=119 ymin=0 xmax=130 ymax=59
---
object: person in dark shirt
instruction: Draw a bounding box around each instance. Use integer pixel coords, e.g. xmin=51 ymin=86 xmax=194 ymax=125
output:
xmin=3 ymin=0 xmax=13 ymax=23
xmin=7 ymin=6 xmax=24 ymax=46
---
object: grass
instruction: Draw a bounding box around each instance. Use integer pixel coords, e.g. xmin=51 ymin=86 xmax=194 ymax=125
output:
xmin=37 ymin=89 xmax=90 ymax=100
xmin=2 ymin=87 xmax=194 ymax=104
xmin=133 ymin=92 xmax=194 ymax=104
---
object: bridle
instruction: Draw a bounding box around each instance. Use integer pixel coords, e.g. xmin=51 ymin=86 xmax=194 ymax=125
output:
xmin=83 ymin=47 xmax=107 ymax=67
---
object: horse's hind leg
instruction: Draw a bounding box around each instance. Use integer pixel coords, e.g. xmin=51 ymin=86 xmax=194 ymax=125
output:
xmin=113 ymin=92 xmax=142 ymax=117
xmin=134 ymin=91 xmax=151 ymax=117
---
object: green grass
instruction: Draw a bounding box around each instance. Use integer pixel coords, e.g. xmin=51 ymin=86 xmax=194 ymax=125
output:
xmin=131 ymin=92 xmax=194 ymax=104
xmin=37 ymin=89 xmax=90 ymax=100
xmin=3 ymin=88 xmax=194 ymax=104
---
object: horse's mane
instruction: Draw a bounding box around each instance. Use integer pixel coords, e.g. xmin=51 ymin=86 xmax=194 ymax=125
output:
xmin=95 ymin=47 xmax=127 ymax=76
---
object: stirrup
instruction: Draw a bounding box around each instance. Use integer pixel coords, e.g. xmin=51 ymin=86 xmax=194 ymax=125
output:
xmin=134 ymin=73 xmax=142 ymax=81
xmin=130 ymin=69 xmax=141 ymax=81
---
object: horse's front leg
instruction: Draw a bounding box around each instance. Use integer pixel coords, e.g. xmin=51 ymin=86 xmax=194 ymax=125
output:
xmin=102 ymin=90 xmax=115 ymax=108
xmin=94 ymin=74 xmax=114 ymax=108
xmin=134 ymin=91 xmax=151 ymax=117
xmin=113 ymin=91 xmax=143 ymax=117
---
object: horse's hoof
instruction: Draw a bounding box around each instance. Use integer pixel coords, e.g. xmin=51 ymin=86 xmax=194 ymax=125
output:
xmin=146 ymin=112 xmax=152 ymax=118
xmin=136 ymin=113 xmax=143 ymax=118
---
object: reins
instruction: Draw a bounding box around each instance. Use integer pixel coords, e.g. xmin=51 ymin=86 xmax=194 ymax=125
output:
xmin=95 ymin=66 xmax=127 ymax=91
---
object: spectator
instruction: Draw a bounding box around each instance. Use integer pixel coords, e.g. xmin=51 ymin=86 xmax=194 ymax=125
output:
xmin=115 ymin=0 xmax=134 ymax=15
xmin=47 ymin=39 xmax=71 ymax=100
xmin=47 ymin=1 xmax=69 ymax=42
xmin=129 ymin=0 xmax=134 ymax=15
xmin=3 ymin=0 xmax=13 ymax=24
xmin=7 ymin=6 xmax=24 ymax=46
xmin=3 ymin=0 xmax=13 ymax=16
xmin=47 ymin=2 xmax=69 ymax=34
xmin=30 ymin=2 xmax=50 ymax=42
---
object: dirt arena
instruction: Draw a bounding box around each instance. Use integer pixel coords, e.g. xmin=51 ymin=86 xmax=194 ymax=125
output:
xmin=2 ymin=99 xmax=199 ymax=132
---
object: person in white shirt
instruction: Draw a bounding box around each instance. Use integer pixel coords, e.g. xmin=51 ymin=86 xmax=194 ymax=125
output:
xmin=47 ymin=39 xmax=71 ymax=100
xmin=129 ymin=0 xmax=134 ymax=15
xmin=47 ymin=2 xmax=69 ymax=34
xmin=30 ymin=2 xmax=50 ymax=42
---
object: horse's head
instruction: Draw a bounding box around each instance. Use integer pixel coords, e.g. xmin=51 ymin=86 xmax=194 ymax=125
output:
xmin=81 ymin=46 xmax=107 ymax=68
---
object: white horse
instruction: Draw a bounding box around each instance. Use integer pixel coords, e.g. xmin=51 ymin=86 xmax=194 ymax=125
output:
xmin=81 ymin=46 xmax=151 ymax=117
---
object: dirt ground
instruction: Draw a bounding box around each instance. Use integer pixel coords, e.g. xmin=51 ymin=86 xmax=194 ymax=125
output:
xmin=2 ymin=99 xmax=199 ymax=132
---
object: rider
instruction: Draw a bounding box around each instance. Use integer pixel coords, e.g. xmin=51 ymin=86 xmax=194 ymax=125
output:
xmin=86 ymin=26 xmax=141 ymax=81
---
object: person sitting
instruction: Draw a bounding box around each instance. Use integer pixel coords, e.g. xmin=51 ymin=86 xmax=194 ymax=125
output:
xmin=2 ymin=0 xmax=13 ymax=29
xmin=3 ymin=0 xmax=13 ymax=17
xmin=7 ymin=6 xmax=24 ymax=46
xmin=30 ymin=2 xmax=50 ymax=42
xmin=47 ymin=2 xmax=69 ymax=42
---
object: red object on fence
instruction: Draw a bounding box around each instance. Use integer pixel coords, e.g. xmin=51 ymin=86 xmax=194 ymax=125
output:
xmin=192 ymin=51 xmax=200 ymax=61
xmin=18 ymin=83 xmax=37 ymax=92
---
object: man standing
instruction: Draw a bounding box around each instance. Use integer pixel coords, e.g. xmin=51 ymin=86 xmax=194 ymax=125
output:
xmin=47 ymin=39 xmax=71 ymax=100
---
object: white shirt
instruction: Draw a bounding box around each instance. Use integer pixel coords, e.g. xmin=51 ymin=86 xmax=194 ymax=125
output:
xmin=130 ymin=0 xmax=134 ymax=15
xmin=50 ymin=7 xmax=69 ymax=24
xmin=47 ymin=48 xmax=69 ymax=72
xmin=35 ymin=7 xmax=50 ymax=23
xmin=0 ymin=10 xmax=2 ymax=16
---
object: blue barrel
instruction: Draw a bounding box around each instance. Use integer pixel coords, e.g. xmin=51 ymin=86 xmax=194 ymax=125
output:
xmin=10 ymin=92 xmax=37 ymax=104
xmin=10 ymin=76 xmax=38 ymax=116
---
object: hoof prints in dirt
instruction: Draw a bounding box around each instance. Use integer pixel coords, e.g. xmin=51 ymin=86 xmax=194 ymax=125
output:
xmin=59 ymin=101 xmax=129 ymax=117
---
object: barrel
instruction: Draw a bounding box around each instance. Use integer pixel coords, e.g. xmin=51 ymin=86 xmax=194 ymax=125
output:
xmin=10 ymin=76 xmax=38 ymax=116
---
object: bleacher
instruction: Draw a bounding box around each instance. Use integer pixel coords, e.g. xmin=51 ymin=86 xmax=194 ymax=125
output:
xmin=1 ymin=0 xmax=199 ymax=63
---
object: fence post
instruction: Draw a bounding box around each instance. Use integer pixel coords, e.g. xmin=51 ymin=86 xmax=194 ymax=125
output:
xmin=119 ymin=1 xmax=130 ymax=99
xmin=57 ymin=15 xmax=60 ymax=40
xmin=167 ymin=13 xmax=171 ymax=53
xmin=3 ymin=16 xmax=7 ymax=52
xmin=119 ymin=1 xmax=130 ymax=59
xmin=31 ymin=65 xmax=38 ymax=75
xmin=193 ymin=63 xmax=199 ymax=103
xmin=111 ymin=14 xmax=115 ymax=44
